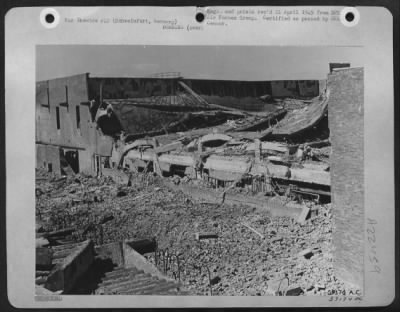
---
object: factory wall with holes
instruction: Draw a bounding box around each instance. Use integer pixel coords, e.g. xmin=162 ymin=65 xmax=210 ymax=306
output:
xmin=36 ymin=73 xmax=101 ymax=175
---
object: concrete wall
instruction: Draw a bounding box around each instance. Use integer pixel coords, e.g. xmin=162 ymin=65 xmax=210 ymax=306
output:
xmin=328 ymin=67 xmax=364 ymax=288
xmin=123 ymin=240 xmax=173 ymax=281
xmin=45 ymin=240 xmax=95 ymax=293
xmin=36 ymin=73 xmax=101 ymax=174
xmin=36 ymin=144 xmax=61 ymax=174
xmin=95 ymin=242 xmax=124 ymax=267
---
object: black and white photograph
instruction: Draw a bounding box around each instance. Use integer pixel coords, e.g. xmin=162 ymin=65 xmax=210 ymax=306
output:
xmin=35 ymin=45 xmax=364 ymax=296
xmin=4 ymin=5 xmax=395 ymax=308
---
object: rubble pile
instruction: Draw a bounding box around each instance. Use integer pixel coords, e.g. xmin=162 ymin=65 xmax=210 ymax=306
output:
xmin=36 ymin=169 xmax=360 ymax=296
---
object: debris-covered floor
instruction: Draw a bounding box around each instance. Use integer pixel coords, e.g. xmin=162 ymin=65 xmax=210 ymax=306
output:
xmin=36 ymin=169 xmax=360 ymax=296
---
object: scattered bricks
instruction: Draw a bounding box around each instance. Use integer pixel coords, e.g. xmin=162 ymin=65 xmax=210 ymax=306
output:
xmin=195 ymin=232 xmax=218 ymax=240
xmin=36 ymin=247 xmax=53 ymax=270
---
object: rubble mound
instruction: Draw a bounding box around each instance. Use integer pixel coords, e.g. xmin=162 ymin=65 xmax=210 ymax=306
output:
xmin=36 ymin=169 xmax=360 ymax=296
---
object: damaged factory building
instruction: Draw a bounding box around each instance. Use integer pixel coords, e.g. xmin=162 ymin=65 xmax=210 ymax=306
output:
xmin=36 ymin=65 xmax=364 ymax=295
xmin=36 ymin=73 xmax=322 ymax=176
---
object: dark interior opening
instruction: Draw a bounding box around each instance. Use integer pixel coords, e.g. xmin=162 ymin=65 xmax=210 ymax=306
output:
xmin=97 ymin=113 xmax=123 ymax=136
xmin=65 ymin=151 xmax=80 ymax=173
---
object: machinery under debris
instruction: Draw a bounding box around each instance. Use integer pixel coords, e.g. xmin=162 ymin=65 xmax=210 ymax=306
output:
xmin=35 ymin=66 xmax=364 ymax=296
xmin=95 ymin=81 xmax=331 ymax=204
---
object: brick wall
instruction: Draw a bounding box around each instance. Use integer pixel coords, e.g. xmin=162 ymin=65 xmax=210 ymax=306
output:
xmin=328 ymin=67 xmax=364 ymax=288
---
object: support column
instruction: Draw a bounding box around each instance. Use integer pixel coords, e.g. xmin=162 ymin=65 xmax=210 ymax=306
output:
xmin=328 ymin=67 xmax=364 ymax=289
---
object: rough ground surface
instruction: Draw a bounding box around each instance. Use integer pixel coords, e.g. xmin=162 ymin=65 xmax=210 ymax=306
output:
xmin=36 ymin=169 xmax=360 ymax=296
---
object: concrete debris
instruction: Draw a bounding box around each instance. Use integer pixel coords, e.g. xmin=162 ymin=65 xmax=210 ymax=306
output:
xmin=36 ymin=169 xmax=360 ymax=296
xmin=296 ymin=206 xmax=311 ymax=224
xmin=35 ymin=69 xmax=365 ymax=295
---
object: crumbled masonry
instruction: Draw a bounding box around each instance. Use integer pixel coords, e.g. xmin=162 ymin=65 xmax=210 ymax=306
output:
xmin=36 ymin=66 xmax=364 ymax=295
xmin=36 ymin=169 xmax=360 ymax=296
